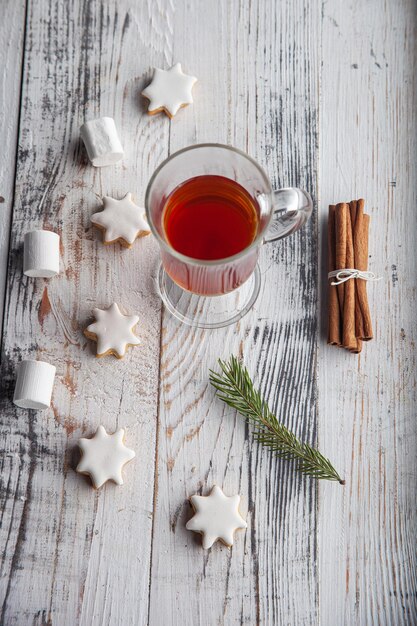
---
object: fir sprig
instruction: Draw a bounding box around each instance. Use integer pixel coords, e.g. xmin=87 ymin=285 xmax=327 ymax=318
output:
xmin=209 ymin=356 xmax=345 ymax=484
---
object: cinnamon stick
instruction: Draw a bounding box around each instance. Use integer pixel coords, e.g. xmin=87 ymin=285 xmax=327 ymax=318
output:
xmin=335 ymin=203 xmax=348 ymax=317
xmin=353 ymin=199 xmax=373 ymax=340
xmin=352 ymin=199 xmax=365 ymax=339
xmin=349 ymin=200 xmax=357 ymax=229
xmin=348 ymin=201 xmax=362 ymax=352
xmin=327 ymin=205 xmax=342 ymax=345
xmin=343 ymin=208 xmax=361 ymax=352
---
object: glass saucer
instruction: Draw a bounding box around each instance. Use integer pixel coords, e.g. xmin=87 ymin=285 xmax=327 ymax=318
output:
xmin=156 ymin=263 xmax=261 ymax=329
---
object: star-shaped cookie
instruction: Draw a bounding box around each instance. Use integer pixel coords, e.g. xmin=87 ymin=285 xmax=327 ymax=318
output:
xmin=91 ymin=193 xmax=150 ymax=248
xmin=76 ymin=425 xmax=135 ymax=488
xmin=142 ymin=63 xmax=197 ymax=118
xmin=186 ymin=485 xmax=247 ymax=549
xmin=84 ymin=302 xmax=140 ymax=358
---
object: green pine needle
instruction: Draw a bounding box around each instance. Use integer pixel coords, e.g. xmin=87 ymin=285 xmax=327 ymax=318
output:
xmin=209 ymin=356 xmax=345 ymax=485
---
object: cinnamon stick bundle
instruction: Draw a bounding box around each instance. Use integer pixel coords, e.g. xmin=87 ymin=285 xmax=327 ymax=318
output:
xmin=327 ymin=199 xmax=373 ymax=353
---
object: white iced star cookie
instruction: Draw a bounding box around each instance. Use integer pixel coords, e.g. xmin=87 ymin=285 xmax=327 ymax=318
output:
xmin=142 ymin=63 xmax=197 ymax=118
xmin=84 ymin=302 xmax=140 ymax=359
xmin=76 ymin=425 xmax=135 ymax=488
xmin=186 ymin=485 xmax=247 ymax=549
xmin=91 ymin=193 xmax=150 ymax=248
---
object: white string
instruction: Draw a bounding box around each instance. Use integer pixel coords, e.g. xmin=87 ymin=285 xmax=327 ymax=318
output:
xmin=328 ymin=268 xmax=382 ymax=286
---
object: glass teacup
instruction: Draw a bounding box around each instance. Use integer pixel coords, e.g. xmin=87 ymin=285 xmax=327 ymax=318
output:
xmin=145 ymin=143 xmax=312 ymax=328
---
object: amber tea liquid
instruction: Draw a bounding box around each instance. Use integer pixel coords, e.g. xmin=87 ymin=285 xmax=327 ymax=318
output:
xmin=162 ymin=175 xmax=259 ymax=260
xmin=160 ymin=175 xmax=260 ymax=295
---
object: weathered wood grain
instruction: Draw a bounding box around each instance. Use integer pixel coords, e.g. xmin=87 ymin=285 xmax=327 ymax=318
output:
xmin=1 ymin=0 xmax=416 ymax=624
xmin=148 ymin=1 xmax=319 ymax=624
xmin=0 ymin=0 xmax=26 ymax=326
xmin=0 ymin=1 xmax=169 ymax=624
xmin=318 ymin=1 xmax=417 ymax=624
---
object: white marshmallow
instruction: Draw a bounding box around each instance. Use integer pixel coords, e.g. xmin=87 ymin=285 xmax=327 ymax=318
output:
xmin=80 ymin=117 xmax=124 ymax=167
xmin=23 ymin=230 xmax=60 ymax=278
xmin=13 ymin=360 xmax=56 ymax=410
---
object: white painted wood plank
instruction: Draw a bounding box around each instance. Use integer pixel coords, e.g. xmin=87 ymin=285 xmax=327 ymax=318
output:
xmin=0 ymin=0 xmax=26 ymax=325
xmin=148 ymin=1 xmax=320 ymax=624
xmin=0 ymin=1 xmax=172 ymax=624
xmin=2 ymin=0 xmax=414 ymax=623
xmin=319 ymin=1 xmax=417 ymax=624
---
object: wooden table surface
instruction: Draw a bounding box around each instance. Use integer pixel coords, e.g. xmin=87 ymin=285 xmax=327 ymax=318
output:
xmin=1 ymin=1 xmax=416 ymax=624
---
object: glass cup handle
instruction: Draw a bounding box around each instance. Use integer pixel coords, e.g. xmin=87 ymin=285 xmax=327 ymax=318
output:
xmin=263 ymin=188 xmax=313 ymax=243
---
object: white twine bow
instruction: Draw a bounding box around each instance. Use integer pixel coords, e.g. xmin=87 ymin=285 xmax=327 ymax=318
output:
xmin=328 ymin=269 xmax=382 ymax=286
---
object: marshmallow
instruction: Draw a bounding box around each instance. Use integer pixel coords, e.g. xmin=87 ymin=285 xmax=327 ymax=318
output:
xmin=23 ymin=230 xmax=60 ymax=278
xmin=13 ymin=360 xmax=56 ymax=410
xmin=80 ymin=117 xmax=124 ymax=167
